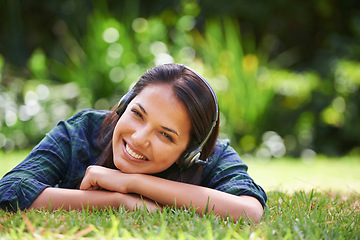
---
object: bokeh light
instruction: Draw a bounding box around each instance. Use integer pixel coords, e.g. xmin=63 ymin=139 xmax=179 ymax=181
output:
xmin=102 ymin=27 xmax=120 ymax=43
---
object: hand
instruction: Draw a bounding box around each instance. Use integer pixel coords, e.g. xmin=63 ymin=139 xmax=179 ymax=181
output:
xmin=80 ymin=166 xmax=161 ymax=212
xmin=80 ymin=165 xmax=130 ymax=193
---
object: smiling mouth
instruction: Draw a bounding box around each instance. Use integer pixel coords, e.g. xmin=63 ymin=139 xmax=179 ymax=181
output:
xmin=125 ymin=142 xmax=148 ymax=161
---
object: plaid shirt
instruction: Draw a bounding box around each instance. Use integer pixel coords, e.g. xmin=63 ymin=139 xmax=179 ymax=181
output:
xmin=0 ymin=109 xmax=267 ymax=211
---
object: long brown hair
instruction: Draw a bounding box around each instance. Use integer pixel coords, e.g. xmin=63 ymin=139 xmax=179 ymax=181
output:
xmin=96 ymin=63 xmax=219 ymax=184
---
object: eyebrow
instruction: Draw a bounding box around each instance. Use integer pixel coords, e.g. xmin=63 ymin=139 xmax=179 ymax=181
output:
xmin=136 ymin=103 xmax=179 ymax=137
xmin=137 ymin=103 xmax=147 ymax=115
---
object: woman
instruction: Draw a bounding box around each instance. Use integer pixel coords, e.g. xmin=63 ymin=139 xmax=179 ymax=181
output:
xmin=0 ymin=63 xmax=266 ymax=222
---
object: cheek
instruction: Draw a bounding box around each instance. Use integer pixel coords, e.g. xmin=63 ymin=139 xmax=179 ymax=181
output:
xmin=114 ymin=113 xmax=132 ymax=136
xmin=155 ymin=144 xmax=185 ymax=165
xmin=113 ymin=121 xmax=122 ymax=142
xmin=112 ymin=117 xmax=130 ymax=148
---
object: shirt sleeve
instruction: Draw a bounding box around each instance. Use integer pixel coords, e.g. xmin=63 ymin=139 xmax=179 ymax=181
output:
xmin=0 ymin=109 xmax=104 ymax=211
xmin=201 ymin=139 xmax=267 ymax=207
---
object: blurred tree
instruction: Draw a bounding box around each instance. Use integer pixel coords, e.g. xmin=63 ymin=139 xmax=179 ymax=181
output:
xmin=0 ymin=0 xmax=359 ymax=157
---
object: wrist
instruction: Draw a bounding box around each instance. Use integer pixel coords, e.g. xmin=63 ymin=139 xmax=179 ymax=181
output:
xmin=126 ymin=173 xmax=141 ymax=194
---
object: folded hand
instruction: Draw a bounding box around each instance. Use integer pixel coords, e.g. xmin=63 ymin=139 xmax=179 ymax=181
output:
xmin=80 ymin=165 xmax=130 ymax=193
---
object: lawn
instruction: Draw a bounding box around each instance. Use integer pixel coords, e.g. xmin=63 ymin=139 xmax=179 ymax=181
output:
xmin=247 ymin=156 xmax=360 ymax=194
xmin=0 ymin=150 xmax=359 ymax=239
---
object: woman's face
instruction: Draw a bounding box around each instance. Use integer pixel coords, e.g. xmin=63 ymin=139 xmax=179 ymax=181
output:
xmin=112 ymin=84 xmax=191 ymax=174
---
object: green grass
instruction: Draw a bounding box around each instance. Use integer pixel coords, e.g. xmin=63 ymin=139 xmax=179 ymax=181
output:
xmin=0 ymin=191 xmax=359 ymax=239
xmin=1 ymin=151 xmax=359 ymax=239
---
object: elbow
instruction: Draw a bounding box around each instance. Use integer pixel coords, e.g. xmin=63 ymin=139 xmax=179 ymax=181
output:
xmin=0 ymin=181 xmax=20 ymax=212
xmin=246 ymin=204 xmax=264 ymax=223
xmin=237 ymin=196 xmax=264 ymax=224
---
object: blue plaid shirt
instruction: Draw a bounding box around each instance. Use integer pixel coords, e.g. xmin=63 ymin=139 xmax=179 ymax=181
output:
xmin=0 ymin=109 xmax=267 ymax=211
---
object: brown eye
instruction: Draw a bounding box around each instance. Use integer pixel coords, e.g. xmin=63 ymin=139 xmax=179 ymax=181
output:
xmin=160 ymin=132 xmax=174 ymax=143
xmin=131 ymin=109 xmax=143 ymax=119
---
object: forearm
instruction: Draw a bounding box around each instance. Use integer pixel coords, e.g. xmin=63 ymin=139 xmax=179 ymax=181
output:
xmin=29 ymin=187 xmax=122 ymax=210
xmin=29 ymin=187 xmax=161 ymax=212
xmin=128 ymin=174 xmax=263 ymax=222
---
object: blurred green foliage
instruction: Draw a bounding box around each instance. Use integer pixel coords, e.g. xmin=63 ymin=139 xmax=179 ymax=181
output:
xmin=0 ymin=0 xmax=359 ymax=158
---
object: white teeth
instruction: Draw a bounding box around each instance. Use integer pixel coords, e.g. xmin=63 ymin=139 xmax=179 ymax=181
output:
xmin=126 ymin=143 xmax=147 ymax=160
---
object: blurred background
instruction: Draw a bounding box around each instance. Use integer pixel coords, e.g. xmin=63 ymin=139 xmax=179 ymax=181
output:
xmin=1 ymin=0 xmax=360 ymax=160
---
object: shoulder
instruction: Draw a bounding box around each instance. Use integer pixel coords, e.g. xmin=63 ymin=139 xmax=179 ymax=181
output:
xmin=65 ymin=109 xmax=109 ymax=126
xmin=201 ymin=138 xmax=248 ymax=184
xmin=47 ymin=109 xmax=110 ymax=149
xmin=55 ymin=109 xmax=110 ymax=134
xmin=204 ymin=139 xmax=247 ymax=172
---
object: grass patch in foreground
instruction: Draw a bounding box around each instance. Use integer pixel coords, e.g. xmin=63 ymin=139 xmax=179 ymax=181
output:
xmin=0 ymin=190 xmax=359 ymax=239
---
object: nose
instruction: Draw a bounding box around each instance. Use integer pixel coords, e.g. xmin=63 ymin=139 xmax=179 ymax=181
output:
xmin=132 ymin=125 xmax=151 ymax=148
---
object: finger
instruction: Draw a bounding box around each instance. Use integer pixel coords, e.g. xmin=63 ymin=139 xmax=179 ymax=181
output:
xmin=79 ymin=178 xmax=93 ymax=190
xmin=87 ymin=186 xmax=100 ymax=191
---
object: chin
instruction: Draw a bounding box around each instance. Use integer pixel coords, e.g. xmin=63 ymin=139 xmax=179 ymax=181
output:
xmin=113 ymin=158 xmax=126 ymax=172
xmin=113 ymin=160 xmax=141 ymax=174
